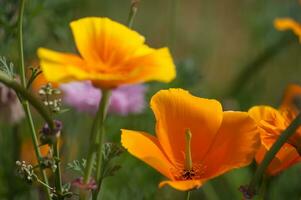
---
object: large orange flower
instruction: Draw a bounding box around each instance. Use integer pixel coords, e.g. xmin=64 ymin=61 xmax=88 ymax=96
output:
xmin=38 ymin=17 xmax=176 ymax=89
xmin=249 ymin=84 xmax=301 ymax=176
xmin=274 ymin=18 xmax=301 ymax=41
xmin=121 ymin=89 xmax=260 ymax=191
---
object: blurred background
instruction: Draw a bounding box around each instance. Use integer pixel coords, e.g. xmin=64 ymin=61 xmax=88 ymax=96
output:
xmin=1 ymin=0 xmax=301 ymax=199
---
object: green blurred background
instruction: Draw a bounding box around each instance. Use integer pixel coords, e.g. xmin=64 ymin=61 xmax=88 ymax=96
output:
xmin=1 ymin=0 xmax=301 ymax=199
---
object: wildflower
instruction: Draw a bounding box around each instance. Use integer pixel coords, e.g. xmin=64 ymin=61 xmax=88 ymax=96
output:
xmin=122 ymin=89 xmax=260 ymax=191
xmin=248 ymin=84 xmax=301 ymax=176
xmin=31 ymin=71 xmax=58 ymax=92
xmin=37 ymin=17 xmax=176 ymax=89
xmin=39 ymin=120 xmax=63 ymax=145
xmin=16 ymin=161 xmax=37 ymax=184
xmin=0 ymin=82 xmax=24 ymax=124
xmin=274 ymin=18 xmax=301 ymax=41
xmin=60 ymin=81 xmax=146 ymax=116
xmin=72 ymin=177 xmax=97 ymax=191
xmin=20 ymin=139 xmax=50 ymax=165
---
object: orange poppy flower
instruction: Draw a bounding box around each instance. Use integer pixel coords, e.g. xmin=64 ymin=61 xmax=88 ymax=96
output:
xmin=37 ymin=17 xmax=176 ymax=89
xmin=274 ymin=18 xmax=301 ymax=41
xmin=121 ymin=89 xmax=260 ymax=191
xmin=31 ymin=73 xmax=58 ymax=92
xmin=21 ymin=139 xmax=50 ymax=165
xmin=248 ymin=84 xmax=301 ymax=176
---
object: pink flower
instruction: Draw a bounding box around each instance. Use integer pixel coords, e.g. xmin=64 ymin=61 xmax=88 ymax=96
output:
xmin=72 ymin=177 xmax=97 ymax=191
xmin=0 ymin=83 xmax=24 ymax=124
xmin=59 ymin=81 xmax=147 ymax=116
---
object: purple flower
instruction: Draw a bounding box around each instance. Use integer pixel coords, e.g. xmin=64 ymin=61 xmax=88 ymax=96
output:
xmin=60 ymin=81 xmax=147 ymax=116
xmin=0 ymin=82 xmax=24 ymax=124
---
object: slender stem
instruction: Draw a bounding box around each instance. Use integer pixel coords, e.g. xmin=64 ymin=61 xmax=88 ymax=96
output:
xmin=227 ymin=35 xmax=293 ymax=98
xmin=36 ymin=178 xmax=54 ymax=191
xmin=0 ymin=72 xmax=54 ymax=130
xmin=24 ymin=104 xmax=52 ymax=199
xmin=92 ymin=90 xmax=111 ymax=200
xmin=17 ymin=0 xmax=51 ymax=199
xmin=127 ymin=0 xmax=140 ymax=28
xmin=81 ymin=90 xmax=111 ymax=200
xmin=247 ymin=113 xmax=301 ymax=196
xmin=186 ymin=191 xmax=191 ymax=200
xmin=18 ymin=0 xmax=26 ymax=87
xmin=53 ymin=140 xmax=63 ymax=199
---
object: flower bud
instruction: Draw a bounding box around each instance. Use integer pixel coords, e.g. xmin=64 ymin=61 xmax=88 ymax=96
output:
xmin=39 ymin=120 xmax=63 ymax=145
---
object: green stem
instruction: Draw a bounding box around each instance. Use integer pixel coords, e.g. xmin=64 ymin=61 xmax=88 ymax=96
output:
xmin=247 ymin=113 xmax=301 ymax=196
xmin=227 ymin=35 xmax=293 ymax=98
xmin=186 ymin=191 xmax=191 ymax=200
xmin=36 ymin=178 xmax=54 ymax=191
xmin=81 ymin=90 xmax=111 ymax=200
xmin=18 ymin=0 xmax=26 ymax=87
xmin=24 ymin=104 xmax=52 ymax=199
xmin=17 ymin=0 xmax=51 ymax=199
xmin=127 ymin=0 xmax=140 ymax=28
xmin=92 ymin=90 xmax=111 ymax=200
xmin=53 ymin=140 xmax=63 ymax=199
xmin=0 ymin=72 xmax=54 ymax=130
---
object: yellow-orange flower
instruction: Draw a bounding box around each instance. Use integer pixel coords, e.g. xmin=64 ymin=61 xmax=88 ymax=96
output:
xmin=31 ymin=73 xmax=58 ymax=92
xmin=21 ymin=139 xmax=50 ymax=165
xmin=37 ymin=17 xmax=176 ymax=89
xmin=249 ymin=84 xmax=301 ymax=176
xmin=274 ymin=18 xmax=301 ymax=41
xmin=121 ymin=89 xmax=260 ymax=191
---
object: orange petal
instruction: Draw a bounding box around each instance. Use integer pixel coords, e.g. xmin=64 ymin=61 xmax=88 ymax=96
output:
xmin=280 ymin=84 xmax=301 ymax=119
xmin=248 ymin=106 xmax=287 ymax=148
xmin=159 ymin=179 xmax=203 ymax=191
xmin=274 ymin=18 xmax=301 ymax=41
xmin=31 ymin=73 xmax=58 ymax=92
xmin=122 ymin=47 xmax=176 ymax=83
xmin=121 ymin=129 xmax=174 ymax=179
xmin=92 ymin=47 xmax=176 ymax=88
xmin=70 ymin=17 xmax=146 ymax=65
xmin=150 ymin=89 xmax=223 ymax=165
xmin=21 ymin=140 xmax=49 ymax=165
xmin=201 ymin=111 xmax=260 ymax=179
xmin=281 ymin=84 xmax=301 ymax=106
xmin=255 ymin=144 xmax=301 ymax=176
xmin=38 ymin=48 xmax=88 ymax=83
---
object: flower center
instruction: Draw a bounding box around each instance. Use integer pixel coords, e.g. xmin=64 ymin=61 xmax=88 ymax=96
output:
xmin=181 ymin=168 xmax=196 ymax=180
xmin=171 ymin=129 xmax=207 ymax=181
xmin=172 ymin=164 xmax=206 ymax=181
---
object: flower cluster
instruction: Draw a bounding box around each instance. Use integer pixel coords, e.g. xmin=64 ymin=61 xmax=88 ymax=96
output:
xmin=249 ymin=84 xmax=301 ymax=176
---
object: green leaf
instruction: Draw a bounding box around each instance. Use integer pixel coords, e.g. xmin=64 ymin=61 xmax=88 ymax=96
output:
xmin=101 ymin=143 xmax=124 ymax=179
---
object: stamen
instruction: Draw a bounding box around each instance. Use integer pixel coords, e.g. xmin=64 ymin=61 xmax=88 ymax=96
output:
xmin=185 ymin=129 xmax=193 ymax=171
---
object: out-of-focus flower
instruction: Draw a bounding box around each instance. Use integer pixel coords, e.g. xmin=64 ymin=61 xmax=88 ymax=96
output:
xmin=248 ymin=84 xmax=301 ymax=176
xmin=72 ymin=177 xmax=97 ymax=191
xmin=274 ymin=18 xmax=301 ymax=41
xmin=31 ymin=72 xmax=58 ymax=92
xmin=20 ymin=139 xmax=50 ymax=165
xmin=38 ymin=17 xmax=176 ymax=89
xmin=60 ymin=81 xmax=147 ymax=116
xmin=122 ymin=89 xmax=260 ymax=191
xmin=0 ymin=82 xmax=24 ymax=124
xmin=39 ymin=120 xmax=63 ymax=145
